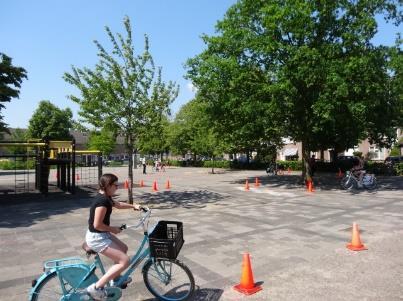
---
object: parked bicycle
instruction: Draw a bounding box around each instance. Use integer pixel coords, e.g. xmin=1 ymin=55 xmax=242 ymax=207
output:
xmin=29 ymin=208 xmax=195 ymax=301
xmin=341 ymin=170 xmax=377 ymax=190
xmin=266 ymin=162 xmax=284 ymax=176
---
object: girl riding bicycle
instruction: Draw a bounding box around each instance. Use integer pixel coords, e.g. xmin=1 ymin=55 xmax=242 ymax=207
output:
xmin=85 ymin=173 xmax=143 ymax=300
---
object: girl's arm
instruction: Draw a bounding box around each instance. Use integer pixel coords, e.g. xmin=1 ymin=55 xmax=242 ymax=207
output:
xmin=93 ymin=206 xmax=121 ymax=234
xmin=113 ymin=200 xmax=142 ymax=210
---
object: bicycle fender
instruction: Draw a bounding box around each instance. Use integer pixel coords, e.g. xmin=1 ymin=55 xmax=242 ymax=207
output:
xmin=29 ymin=272 xmax=52 ymax=301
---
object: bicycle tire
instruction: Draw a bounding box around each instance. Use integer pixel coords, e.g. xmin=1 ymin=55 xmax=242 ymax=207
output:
xmin=340 ymin=176 xmax=355 ymax=190
xmin=31 ymin=266 xmax=97 ymax=301
xmin=143 ymin=258 xmax=195 ymax=301
xmin=31 ymin=272 xmax=69 ymax=301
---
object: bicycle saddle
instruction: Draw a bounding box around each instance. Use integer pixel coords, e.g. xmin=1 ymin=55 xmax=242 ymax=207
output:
xmin=81 ymin=242 xmax=97 ymax=255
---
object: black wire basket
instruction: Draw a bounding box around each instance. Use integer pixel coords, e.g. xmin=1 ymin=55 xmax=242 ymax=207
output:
xmin=149 ymin=221 xmax=184 ymax=259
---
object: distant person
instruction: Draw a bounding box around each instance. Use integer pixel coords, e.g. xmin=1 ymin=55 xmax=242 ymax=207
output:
xmin=309 ymin=155 xmax=316 ymax=176
xmin=141 ymin=157 xmax=146 ymax=174
xmin=351 ymin=156 xmax=365 ymax=188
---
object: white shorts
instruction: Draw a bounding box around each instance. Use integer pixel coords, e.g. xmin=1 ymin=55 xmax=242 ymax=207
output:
xmin=85 ymin=230 xmax=113 ymax=253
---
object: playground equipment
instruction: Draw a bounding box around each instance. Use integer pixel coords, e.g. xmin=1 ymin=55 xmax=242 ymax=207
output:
xmin=0 ymin=140 xmax=44 ymax=194
xmin=0 ymin=139 xmax=102 ymax=195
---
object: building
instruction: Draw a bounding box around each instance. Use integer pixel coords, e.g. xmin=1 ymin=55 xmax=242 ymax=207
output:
xmin=277 ymin=129 xmax=403 ymax=162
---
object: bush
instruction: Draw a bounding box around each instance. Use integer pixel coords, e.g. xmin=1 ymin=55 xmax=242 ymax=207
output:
xmin=0 ymin=159 xmax=35 ymax=170
xmin=107 ymin=160 xmax=123 ymax=167
xmin=364 ymin=161 xmax=391 ymax=175
xmin=394 ymin=163 xmax=403 ymax=176
xmin=276 ymin=160 xmax=303 ymax=171
xmin=203 ymin=160 xmax=231 ymax=168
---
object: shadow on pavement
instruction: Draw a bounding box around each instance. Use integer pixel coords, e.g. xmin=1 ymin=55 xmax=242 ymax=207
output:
xmin=230 ymin=173 xmax=403 ymax=194
xmin=0 ymin=187 xmax=97 ymax=229
xmin=141 ymin=288 xmax=223 ymax=301
xmin=136 ymin=190 xmax=228 ymax=209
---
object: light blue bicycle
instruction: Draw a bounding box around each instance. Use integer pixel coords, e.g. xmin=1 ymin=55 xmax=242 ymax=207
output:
xmin=29 ymin=208 xmax=195 ymax=301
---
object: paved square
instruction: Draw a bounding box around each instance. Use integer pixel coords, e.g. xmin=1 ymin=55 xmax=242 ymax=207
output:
xmin=1 ymin=167 xmax=402 ymax=300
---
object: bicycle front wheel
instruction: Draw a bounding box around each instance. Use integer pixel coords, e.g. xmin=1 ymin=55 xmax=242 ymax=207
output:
xmin=143 ymin=258 xmax=195 ymax=301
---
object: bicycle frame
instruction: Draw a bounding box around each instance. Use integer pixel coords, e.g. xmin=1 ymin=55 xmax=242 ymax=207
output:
xmin=30 ymin=210 xmax=166 ymax=300
xmin=110 ymin=233 xmax=150 ymax=287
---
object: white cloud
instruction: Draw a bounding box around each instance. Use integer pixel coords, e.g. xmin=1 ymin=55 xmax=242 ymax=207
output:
xmin=186 ymin=82 xmax=197 ymax=93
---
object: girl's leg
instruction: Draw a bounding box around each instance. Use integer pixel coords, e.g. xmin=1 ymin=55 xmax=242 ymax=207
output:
xmin=109 ymin=233 xmax=128 ymax=253
xmin=95 ymin=242 xmax=130 ymax=288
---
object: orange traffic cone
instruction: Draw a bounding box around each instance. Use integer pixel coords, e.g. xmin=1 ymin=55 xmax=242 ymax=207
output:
xmin=346 ymin=222 xmax=367 ymax=251
xmin=139 ymin=180 xmax=144 ymax=187
xmin=254 ymin=177 xmax=260 ymax=187
xmin=233 ymin=253 xmax=262 ymax=295
xmin=152 ymin=180 xmax=158 ymax=192
xmin=165 ymin=179 xmax=171 ymax=189
xmin=245 ymin=180 xmax=250 ymax=191
xmin=124 ymin=180 xmax=129 ymax=189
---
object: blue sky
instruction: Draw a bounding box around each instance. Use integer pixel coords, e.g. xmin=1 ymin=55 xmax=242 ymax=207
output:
xmin=1 ymin=0 xmax=401 ymax=129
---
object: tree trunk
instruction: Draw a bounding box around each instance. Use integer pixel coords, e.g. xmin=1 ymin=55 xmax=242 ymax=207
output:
xmin=125 ymin=133 xmax=134 ymax=204
xmin=301 ymin=142 xmax=312 ymax=182
xmin=332 ymin=146 xmax=340 ymax=162
xmin=211 ymin=156 xmax=215 ymax=174
xmin=127 ymin=146 xmax=133 ymax=204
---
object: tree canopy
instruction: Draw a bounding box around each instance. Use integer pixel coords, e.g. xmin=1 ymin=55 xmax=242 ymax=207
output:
xmin=186 ymin=0 xmax=403 ymax=178
xmin=137 ymin=114 xmax=170 ymax=158
xmin=0 ymin=53 xmax=27 ymax=133
xmin=27 ymin=100 xmax=73 ymax=140
xmin=168 ymin=98 xmax=222 ymax=159
xmin=87 ymin=129 xmax=116 ymax=156
xmin=64 ymin=16 xmax=178 ymax=202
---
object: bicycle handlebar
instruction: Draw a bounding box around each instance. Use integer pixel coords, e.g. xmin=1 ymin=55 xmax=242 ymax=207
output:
xmin=120 ymin=207 xmax=151 ymax=230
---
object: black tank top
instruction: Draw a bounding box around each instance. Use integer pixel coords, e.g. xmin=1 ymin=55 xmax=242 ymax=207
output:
xmin=88 ymin=194 xmax=113 ymax=233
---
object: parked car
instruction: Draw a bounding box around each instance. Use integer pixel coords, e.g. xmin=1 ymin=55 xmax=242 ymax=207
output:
xmin=337 ymin=155 xmax=356 ymax=162
xmin=384 ymin=156 xmax=403 ymax=166
xmin=336 ymin=155 xmax=357 ymax=171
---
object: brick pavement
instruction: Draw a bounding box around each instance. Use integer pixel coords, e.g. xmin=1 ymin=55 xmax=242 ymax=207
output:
xmin=0 ymin=167 xmax=403 ymax=300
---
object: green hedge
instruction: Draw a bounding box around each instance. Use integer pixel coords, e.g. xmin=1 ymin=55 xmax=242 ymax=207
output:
xmin=394 ymin=163 xmax=403 ymax=176
xmin=275 ymin=160 xmax=303 ymax=171
xmin=107 ymin=160 xmax=123 ymax=167
xmin=0 ymin=160 xmax=36 ymax=170
xmin=203 ymin=160 xmax=231 ymax=168
xmin=163 ymin=159 xmax=403 ymax=176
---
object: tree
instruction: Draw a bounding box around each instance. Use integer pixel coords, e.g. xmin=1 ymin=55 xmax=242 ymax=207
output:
xmin=0 ymin=53 xmax=28 ymax=133
xmin=186 ymin=53 xmax=284 ymax=163
xmin=186 ymin=0 xmax=403 ymax=180
xmin=167 ymin=98 xmax=224 ymax=173
xmin=1 ymin=128 xmax=28 ymax=155
xmin=87 ymin=129 xmax=116 ymax=156
xmin=27 ymin=100 xmax=73 ymax=140
xmin=137 ymin=115 xmax=170 ymax=159
xmin=64 ymin=16 xmax=178 ymax=203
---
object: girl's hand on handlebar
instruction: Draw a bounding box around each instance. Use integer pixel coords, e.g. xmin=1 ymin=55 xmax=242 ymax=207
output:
xmin=110 ymin=226 xmax=122 ymax=234
xmin=140 ymin=206 xmax=149 ymax=212
xmin=134 ymin=205 xmax=149 ymax=212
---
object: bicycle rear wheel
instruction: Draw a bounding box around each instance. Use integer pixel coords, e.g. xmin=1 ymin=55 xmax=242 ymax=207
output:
xmin=31 ymin=266 xmax=97 ymax=301
xmin=143 ymin=258 xmax=195 ymax=301
xmin=31 ymin=272 xmax=69 ymax=301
